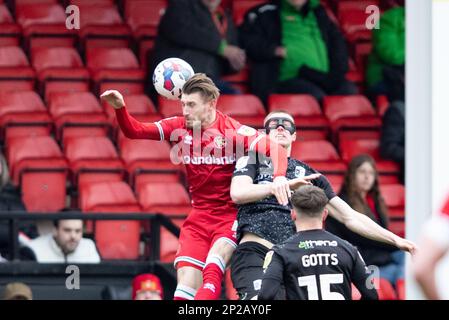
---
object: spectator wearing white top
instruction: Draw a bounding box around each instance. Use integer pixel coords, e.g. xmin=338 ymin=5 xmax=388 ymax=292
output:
xmin=27 ymin=219 xmax=100 ymax=263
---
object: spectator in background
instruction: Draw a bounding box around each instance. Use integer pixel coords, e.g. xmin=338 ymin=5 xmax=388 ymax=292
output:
xmin=240 ymin=0 xmax=357 ymax=103
xmin=26 ymin=219 xmax=100 ymax=263
xmin=366 ymin=0 xmax=405 ymax=101
xmin=132 ymin=274 xmax=163 ymax=300
xmin=2 ymin=282 xmax=32 ymax=300
xmin=150 ymin=0 xmax=245 ymax=95
xmin=325 ymin=155 xmax=404 ymax=290
xmin=380 ymin=100 xmax=404 ymax=183
xmin=0 ymin=153 xmax=38 ymax=259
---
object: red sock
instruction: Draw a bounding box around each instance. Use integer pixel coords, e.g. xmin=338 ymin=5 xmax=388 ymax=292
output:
xmin=194 ymin=255 xmax=225 ymax=300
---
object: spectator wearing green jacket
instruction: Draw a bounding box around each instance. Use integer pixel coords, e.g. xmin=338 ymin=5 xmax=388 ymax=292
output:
xmin=366 ymin=0 xmax=405 ymax=101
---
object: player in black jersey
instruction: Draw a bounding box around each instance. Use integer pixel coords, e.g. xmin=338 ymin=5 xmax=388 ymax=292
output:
xmin=229 ymin=110 xmax=415 ymax=300
xmin=258 ymin=185 xmax=378 ymax=300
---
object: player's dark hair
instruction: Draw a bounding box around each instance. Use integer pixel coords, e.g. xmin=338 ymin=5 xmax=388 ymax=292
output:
xmin=182 ymin=73 xmax=220 ymax=102
xmin=291 ymin=185 xmax=328 ymax=218
xmin=264 ymin=110 xmax=294 ymax=126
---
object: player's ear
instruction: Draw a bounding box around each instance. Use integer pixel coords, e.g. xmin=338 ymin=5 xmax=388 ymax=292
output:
xmin=292 ymin=131 xmax=297 ymax=142
xmin=209 ymin=98 xmax=217 ymax=109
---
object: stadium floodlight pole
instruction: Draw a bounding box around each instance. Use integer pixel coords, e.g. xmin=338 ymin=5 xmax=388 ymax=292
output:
xmin=406 ymin=0 xmax=432 ymax=300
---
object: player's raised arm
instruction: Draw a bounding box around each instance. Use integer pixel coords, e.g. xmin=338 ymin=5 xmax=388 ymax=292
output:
xmin=101 ymin=90 xmax=173 ymax=140
xmin=327 ymin=196 xmax=417 ymax=254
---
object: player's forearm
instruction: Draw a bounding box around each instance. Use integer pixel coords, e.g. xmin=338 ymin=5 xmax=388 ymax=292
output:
xmin=329 ymin=197 xmax=399 ymax=247
xmin=115 ymin=107 xmax=162 ymax=140
xmin=230 ymin=183 xmax=273 ymax=205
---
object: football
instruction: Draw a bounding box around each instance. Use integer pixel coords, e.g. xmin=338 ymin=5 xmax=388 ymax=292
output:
xmin=153 ymin=57 xmax=195 ymax=100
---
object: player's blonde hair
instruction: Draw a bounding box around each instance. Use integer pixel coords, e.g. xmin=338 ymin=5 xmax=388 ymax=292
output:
xmin=182 ymin=73 xmax=220 ymax=102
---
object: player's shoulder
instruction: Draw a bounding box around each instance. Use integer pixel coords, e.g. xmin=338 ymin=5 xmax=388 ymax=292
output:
xmin=289 ymin=158 xmax=320 ymax=175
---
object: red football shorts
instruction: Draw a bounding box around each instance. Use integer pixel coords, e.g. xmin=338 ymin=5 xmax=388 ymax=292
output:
xmin=174 ymin=207 xmax=238 ymax=270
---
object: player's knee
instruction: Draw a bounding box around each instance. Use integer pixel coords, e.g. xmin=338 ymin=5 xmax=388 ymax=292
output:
xmin=210 ymin=238 xmax=236 ymax=262
xmin=177 ymin=266 xmax=202 ymax=289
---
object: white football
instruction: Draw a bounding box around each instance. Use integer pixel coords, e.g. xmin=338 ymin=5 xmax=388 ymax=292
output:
xmin=153 ymin=57 xmax=195 ymax=100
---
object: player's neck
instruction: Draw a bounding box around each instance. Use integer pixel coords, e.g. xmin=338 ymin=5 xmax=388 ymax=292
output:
xmin=201 ymin=110 xmax=217 ymax=129
xmin=295 ymin=220 xmax=323 ymax=232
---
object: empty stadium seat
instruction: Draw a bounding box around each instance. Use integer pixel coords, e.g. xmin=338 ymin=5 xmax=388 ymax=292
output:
xmin=388 ymin=220 xmax=405 ymax=238
xmin=380 ymin=184 xmax=405 ymax=219
xmin=218 ymin=94 xmax=266 ymax=128
xmin=16 ymin=3 xmax=77 ymax=49
xmin=48 ymin=91 xmax=110 ymax=142
xmin=290 ymin=140 xmax=347 ymax=175
xmin=339 ymin=138 xmax=401 ymax=177
xmin=0 ymin=46 xmax=35 ymax=91
xmin=6 ymin=136 xmax=68 ymax=212
xmin=268 ymin=94 xmax=329 ymax=139
xmin=104 ymin=94 xmax=160 ymax=127
xmin=77 ymin=4 xmax=132 ymax=49
xmin=87 ymin=47 xmax=145 ymax=95
xmin=338 ymin=9 xmax=372 ymax=43
xmin=0 ymin=4 xmax=20 ymax=46
xmin=221 ymin=67 xmax=250 ymax=93
xmin=80 ymin=181 xmax=141 ymax=260
xmin=119 ymin=134 xmax=177 ymax=179
xmin=158 ymin=96 xmax=182 ymax=118
xmin=138 ymin=181 xmax=191 ymax=217
xmin=323 ymin=95 xmax=382 ymax=143
xmin=377 ymin=277 xmax=397 ymax=300
xmin=31 ymin=47 xmax=90 ymax=99
xmin=326 ymin=174 xmax=344 ymax=194
xmin=0 ymin=91 xmax=52 ymax=141
xmin=64 ymin=136 xmax=125 ymax=186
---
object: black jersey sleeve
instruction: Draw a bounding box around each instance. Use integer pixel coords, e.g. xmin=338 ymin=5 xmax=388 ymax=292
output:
xmin=258 ymin=250 xmax=284 ymax=300
xmin=233 ymin=152 xmax=258 ymax=180
xmin=351 ymin=250 xmax=379 ymax=300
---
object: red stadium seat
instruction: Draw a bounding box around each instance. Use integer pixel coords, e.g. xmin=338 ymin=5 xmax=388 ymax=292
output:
xmin=338 ymin=9 xmax=372 ymax=43
xmin=232 ymin=0 xmax=266 ymax=25
xmin=0 ymin=4 xmax=20 ymax=46
xmin=77 ymin=4 xmax=132 ymax=49
xmin=158 ymin=96 xmax=182 ymax=118
xmin=87 ymin=47 xmax=145 ymax=95
xmin=268 ymin=94 xmax=329 ymax=137
xmin=64 ymin=136 xmax=125 ymax=186
xmin=0 ymin=91 xmax=52 ymax=141
xmin=104 ymin=94 xmax=159 ymax=126
xmin=290 ymin=140 xmax=347 ymax=175
xmin=118 ymin=133 xmax=178 ymax=184
xmin=80 ymin=181 xmax=141 ymax=260
xmin=31 ymin=47 xmax=90 ymax=99
xmin=388 ymin=220 xmax=405 ymax=238
xmin=377 ymin=278 xmax=397 ymax=300
xmin=48 ymin=92 xmax=110 ymax=143
xmin=354 ymin=42 xmax=372 ymax=76
xmin=16 ymin=3 xmax=77 ymax=49
xmin=396 ymin=279 xmax=405 ymax=300
xmin=7 ymin=136 xmax=68 ymax=212
xmin=138 ymin=181 xmax=191 ymax=217
xmin=221 ymin=67 xmax=250 ymax=93
xmin=351 ymin=283 xmax=361 ymax=300
xmin=326 ymin=174 xmax=344 ymax=194
xmin=380 ymin=184 xmax=405 ymax=219
xmin=323 ymin=95 xmax=381 ymax=144
xmin=218 ymin=94 xmax=266 ymax=128
xmin=134 ymin=172 xmax=184 ymax=199
xmin=0 ymin=46 xmax=36 ymax=91
xmin=339 ymin=138 xmax=401 ymax=176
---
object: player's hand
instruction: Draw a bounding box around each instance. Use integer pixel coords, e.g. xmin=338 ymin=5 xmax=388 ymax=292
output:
xmin=271 ymin=176 xmax=291 ymax=206
xmin=395 ymin=237 xmax=417 ymax=255
xmin=100 ymin=90 xmax=125 ymax=109
xmin=288 ymin=173 xmax=321 ymax=190
xmin=274 ymin=46 xmax=287 ymax=58
xmin=223 ymin=45 xmax=246 ymax=71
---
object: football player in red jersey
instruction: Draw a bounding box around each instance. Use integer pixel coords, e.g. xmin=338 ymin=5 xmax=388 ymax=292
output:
xmin=414 ymin=196 xmax=449 ymax=299
xmin=101 ymin=73 xmax=290 ymax=300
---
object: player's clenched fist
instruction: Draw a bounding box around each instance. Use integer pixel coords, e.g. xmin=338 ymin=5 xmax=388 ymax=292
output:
xmin=100 ymin=90 xmax=125 ymax=109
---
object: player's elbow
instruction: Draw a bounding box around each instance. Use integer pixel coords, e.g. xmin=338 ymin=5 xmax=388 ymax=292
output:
xmin=230 ymin=189 xmax=245 ymax=205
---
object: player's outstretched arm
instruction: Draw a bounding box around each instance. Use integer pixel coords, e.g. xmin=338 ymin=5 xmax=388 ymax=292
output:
xmin=327 ymin=196 xmax=417 ymax=254
xmin=100 ymin=90 xmax=165 ymax=140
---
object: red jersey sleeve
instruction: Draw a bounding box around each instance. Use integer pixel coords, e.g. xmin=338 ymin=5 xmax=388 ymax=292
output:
xmin=115 ymin=107 xmax=183 ymax=141
xmin=234 ymin=124 xmax=288 ymax=178
xmin=441 ymin=196 xmax=449 ymax=218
